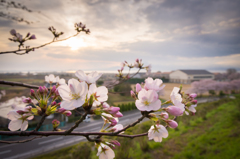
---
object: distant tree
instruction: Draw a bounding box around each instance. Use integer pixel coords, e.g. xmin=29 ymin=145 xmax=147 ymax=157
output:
xmin=113 ymin=82 xmax=131 ymax=96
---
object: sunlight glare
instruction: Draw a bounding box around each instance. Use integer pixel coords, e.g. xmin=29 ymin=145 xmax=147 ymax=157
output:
xmin=63 ymin=37 xmax=87 ymax=50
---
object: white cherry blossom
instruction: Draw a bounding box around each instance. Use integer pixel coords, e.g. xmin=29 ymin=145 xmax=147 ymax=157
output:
xmin=7 ymin=110 xmax=33 ymax=131
xmin=45 ymin=74 xmax=56 ymax=84
xmin=75 ymin=70 xmax=102 ymax=84
xmin=97 ymin=143 xmax=115 ymax=159
xmin=148 ymin=125 xmax=168 ymax=142
xmin=56 ymin=76 xmax=66 ymax=85
xmin=185 ymin=104 xmax=197 ymax=115
xmin=144 ymin=77 xmax=165 ymax=92
xmin=88 ymin=84 xmax=108 ymax=107
xmin=58 ymin=78 xmax=88 ymax=110
xmin=135 ymin=89 xmax=161 ymax=111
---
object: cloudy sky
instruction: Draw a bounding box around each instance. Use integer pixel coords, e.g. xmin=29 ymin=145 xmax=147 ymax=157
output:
xmin=0 ymin=0 xmax=240 ymax=73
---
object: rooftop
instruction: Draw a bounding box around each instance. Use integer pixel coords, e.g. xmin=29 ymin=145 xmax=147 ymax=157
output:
xmin=179 ymin=69 xmax=213 ymax=75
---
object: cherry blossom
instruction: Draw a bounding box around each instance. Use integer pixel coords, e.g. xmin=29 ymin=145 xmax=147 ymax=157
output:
xmin=148 ymin=125 xmax=168 ymax=142
xmin=170 ymin=87 xmax=185 ymax=112
xmin=88 ymin=84 xmax=108 ymax=107
xmin=101 ymin=113 xmax=119 ymax=126
xmin=144 ymin=77 xmax=165 ymax=92
xmin=185 ymin=104 xmax=197 ymax=115
xmin=75 ymin=70 xmax=102 ymax=84
xmin=110 ymin=124 xmax=123 ymax=132
xmin=135 ymin=89 xmax=161 ymax=111
xmin=97 ymin=143 xmax=115 ymax=159
xmin=58 ymin=78 xmax=88 ymax=110
xmin=56 ymin=76 xmax=66 ymax=85
xmin=45 ymin=74 xmax=56 ymax=84
xmin=7 ymin=110 xmax=33 ymax=131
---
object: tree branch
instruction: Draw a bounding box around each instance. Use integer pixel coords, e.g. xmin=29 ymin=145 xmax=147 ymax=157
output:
xmin=0 ymin=32 xmax=80 ymax=55
xmin=65 ymin=111 xmax=88 ymax=134
xmin=34 ymin=114 xmax=47 ymax=131
xmin=0 ymin=80 xmax=40 ymax=89
xmin=0 ymin=136 xmax=42 ymax=144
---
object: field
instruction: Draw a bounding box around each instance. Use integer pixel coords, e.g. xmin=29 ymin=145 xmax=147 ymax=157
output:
xmin=33 ymin=94 xmax=240 ymax=159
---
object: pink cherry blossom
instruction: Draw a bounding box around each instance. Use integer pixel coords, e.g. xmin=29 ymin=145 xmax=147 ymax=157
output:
xmin=166 ymin=106 xmax=184 ymax=116
xmin=110 ymin=124 xmax=123 ymax=132
xmin=58 ymin=78 xmax=88 ymax=110
xmin=88 ymin=84 xmax=108 ymax=107
xmin=75 ymin=70 xmax=102 ymax=84
xmin=144 ymin=77 xmax=165 ymax=92
xmin=170 ymin=87 xmax=185 ymax=112
xmin=148 ymin=125 xmax=168 ymax=142
xmin=135 ymin=89 xmax=161 ymax=111
xmin=7 ymin=110 xmax=34 ymax=131
xmin=136 ymin=83 xmax=142 ymax=93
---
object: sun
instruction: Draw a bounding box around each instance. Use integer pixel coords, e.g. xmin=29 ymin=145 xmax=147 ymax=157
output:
xmin=63 ymin=37 xmax=87 ymax=50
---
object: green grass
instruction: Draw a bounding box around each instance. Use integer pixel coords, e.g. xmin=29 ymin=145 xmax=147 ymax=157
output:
xmin=33 ymin=95 xmax=240 ymax=159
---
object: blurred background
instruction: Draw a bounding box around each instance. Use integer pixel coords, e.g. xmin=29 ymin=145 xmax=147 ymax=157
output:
xmin=0 ymin=0 xmax=240 ymax=159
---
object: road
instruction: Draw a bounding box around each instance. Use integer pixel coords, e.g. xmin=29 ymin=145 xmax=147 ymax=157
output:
xmin=0 ymin=97 xmax=220 ymax=159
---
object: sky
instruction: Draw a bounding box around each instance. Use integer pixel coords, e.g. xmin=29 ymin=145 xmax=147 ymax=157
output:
xmin=0 ymin=0 xmax=240 ymax=73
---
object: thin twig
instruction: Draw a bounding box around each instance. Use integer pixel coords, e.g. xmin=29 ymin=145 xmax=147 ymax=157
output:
xmin=0 ymin=32 xmax=80 ymax=55
xmin=0 ymin=136 xmax=42 ymax=144
xmin=34 ymin=114 xmax=47 ymax=131
xmin=0 ymin=80 xmax=40 ymax=89
xmin=65 ymin=111 xmax=88 ymax=134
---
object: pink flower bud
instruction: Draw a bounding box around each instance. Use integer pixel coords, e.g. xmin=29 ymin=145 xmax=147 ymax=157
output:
xmin=102 ymin=103 xmax=110 ymax=108
xmin=26 ymin=32 xmax=30 ymax=37
xmin=190 ymin=93 xmax=197 ymax=98
xmin=24 ymin=106 xmax=32 ymax=112
xmin=160 ymin=112 xmax=169 ymax=119
xmin=17 ymin=110 xmax=25 ymax=115
xmin=112 ymin=111 xmax=123 ymax=117
xmin=192 ymin=100 xmax=197 ymax=104
xmin=167 ymin=120 xmax=178 ymax=128
xmin=166 ymin=106 xmax=183 ymax=116
xmin=136 ymin=83 xmax=142 ymax=93
xmin=10 ymin=29 xmax=16 ymax=36
xmin=110 ymin=118 xmax=117 ymax=126
xmin=110 ymin=140 xmax=121 ymax=147
xmin=30 ymin=89 xmax=35 ymax=96
xmin=51 ymin=85 xmax=56 ymax=94
xmin=130 ymin=90 xmax=135 ymax=96
xmin=57 ymin=108 xmax=66 ymax=113
xmin=39 ymin=86 xmax=44 ymax=94
xmin=51 ymin=101 xmax=57 ymax=106
xmin=55 ymin=89 xmax=59 ymax=96
xmin=43 ymin=86 xmax=48 ymax=94
xmin=136 ymin=58 xmax=139 ymax=63
xmin=64 ymin=111 xmax=72 ymax=116
xmin=22 ymin=97 xmax=32 ymax=104
xmin=108 ymin=107 xmax=120 ymax=114
xmin=29 ymin=34 xmax=36 ymax=39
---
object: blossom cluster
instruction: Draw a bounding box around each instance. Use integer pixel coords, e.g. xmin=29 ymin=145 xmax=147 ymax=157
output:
xmin=6 ymin=60 xmax=198 ymax=159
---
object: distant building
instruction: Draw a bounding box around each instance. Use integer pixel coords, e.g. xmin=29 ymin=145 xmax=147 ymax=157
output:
xmin=169 ymin=70 xmax=214 ymax=84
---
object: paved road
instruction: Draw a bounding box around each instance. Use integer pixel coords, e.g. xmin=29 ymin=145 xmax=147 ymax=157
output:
xmin=0 ymin=97 xmax=220 ymax=159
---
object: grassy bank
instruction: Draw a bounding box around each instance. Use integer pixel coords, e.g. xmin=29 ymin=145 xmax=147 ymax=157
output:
xmin=33 ymin=95 xmax=240 ymax=159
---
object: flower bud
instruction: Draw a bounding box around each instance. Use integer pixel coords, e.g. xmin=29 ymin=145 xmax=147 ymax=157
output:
xmin=110 ymin=118 xmax=117 ymax=126
xmin=64 ymin=111 xmax=72 ymax=117
xmin=136 ymin=83 xmax=142 ymax=93
xmin=24 ymin=106 xmax=32 ymax=112
xmin=43 ymin=86 xmax=48 ymax=94
xmin=52 ymin=119 xmax=60 ymax=128
xmin=22 ymin=97 xmax=32 ymax=104
xmin=29 ymin=34 xmax=36 ymax=40
xmin=166 ymin=106 xmax=184 ymax=116
xmin=39 ymin=86 xmax=44 ymax=94
xmin=110 ymin=140 xmax=121 ymax=147
xmin=190 ymin=93 xmax=197 ymax=98
xmin=167 ymin=120 xmax=178 ymax=128
xmin=10 ymin=29 xmax=16 ymax=36
xmin=51 ymin=101 xmax=57 ymax=106
xmin=30 ymin=89 xmax=37 ymax=99
xmin=130 ymin=90 xmax=136 ymax=99
xmin=108 ymin=107 xmax=120 ymax=114
xmin=160 ymin=112 xmax=168 ymax=119
xmin=192 ymin=100 xmax=197 ymax=104
xmin=136 ymin=58 xmax=139 ymax=63
xmin=112 ymin=111 xmax=123 ymax=117
xmin=57 ymin=108 xmax=66 ymax=113
xmin=26 ymin=32 xmax=30 ymax=37
xmin=102 ymin=102 xmax=110 ymax=109
xmin=51 ymin=85 xmax=56 ymax=94
xmin=17 ymin=110 xmax=25 ymax=115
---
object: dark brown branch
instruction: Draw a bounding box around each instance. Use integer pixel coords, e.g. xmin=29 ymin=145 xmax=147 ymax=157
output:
xmin=0 ymin=32 xmax=80 ymax=55
xmin=65 ymin=111 xmax=88 ymax=134
xmin=34 ymin=114 xmax=47 ymax=131
xmin=0 ymin=80 xmax=40 ymax=89
xmin=0 ymin=136 xmax=42 ymax=144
